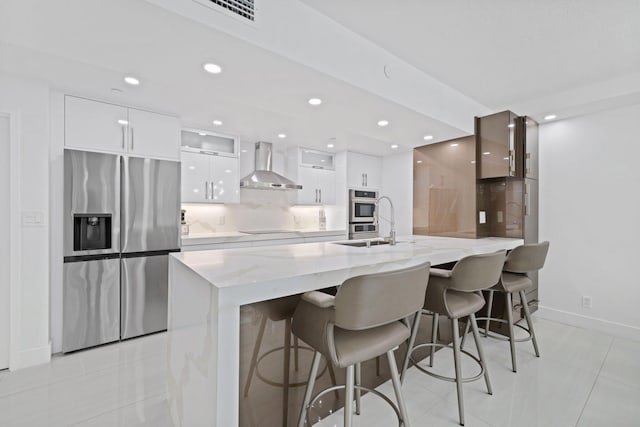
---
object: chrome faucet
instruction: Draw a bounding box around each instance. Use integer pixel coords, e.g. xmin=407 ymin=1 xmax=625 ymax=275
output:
xmin=375 ymin=195 xmax=396 ymax=245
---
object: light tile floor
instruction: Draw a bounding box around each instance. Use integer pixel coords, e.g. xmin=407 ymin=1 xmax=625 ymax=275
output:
xmin=1 ymin=318 xmax=638 ymax=427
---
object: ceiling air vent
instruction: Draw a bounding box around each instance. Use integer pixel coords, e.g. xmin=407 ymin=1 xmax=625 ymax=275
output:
xmin=195 ymin=0 xmax=256 ymax=22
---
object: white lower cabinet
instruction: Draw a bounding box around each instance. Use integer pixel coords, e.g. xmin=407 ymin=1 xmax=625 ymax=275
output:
xmin=181 ymin=151 xmax=239 ymax=204
xmin=251 ymin=238 xmax=305 ymax=247
xmin=181 ymin=241 xmax=252 ymax=252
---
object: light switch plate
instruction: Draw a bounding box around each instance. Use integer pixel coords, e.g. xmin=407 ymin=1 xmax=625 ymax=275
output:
xmin=22 ymin=210 xmax=46 ymax=227
xmin=479 ymin=211 xmax=486 ymax=224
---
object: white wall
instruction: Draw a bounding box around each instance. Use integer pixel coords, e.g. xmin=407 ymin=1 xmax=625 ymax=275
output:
xmin=0 ymin=73 xmax=51 ymax=369
xmin=381 ymin=151 xmax=414 ymax=237
xmin=539 ymin=103 xmax=640 ymax=340
xmin=0 ymin=114 xmax=10 ymax=369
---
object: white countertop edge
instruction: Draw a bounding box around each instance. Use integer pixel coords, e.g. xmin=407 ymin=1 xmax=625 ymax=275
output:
xmin=181 ymin=229 xmax=347 ymax=245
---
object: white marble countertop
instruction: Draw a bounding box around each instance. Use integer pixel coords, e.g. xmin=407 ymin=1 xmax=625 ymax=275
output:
xmin=173 ymin=235 xmax=523 ymax=295
xmin=181 ymin=228 xmax=347 ymax=246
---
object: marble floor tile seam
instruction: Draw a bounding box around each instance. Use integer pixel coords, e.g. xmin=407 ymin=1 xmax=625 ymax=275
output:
xmin=0 ymin=350 xmax=166 ymax=399
xmin=65 ymin=391 xmax=168 ymax=427
xmin=574 ymin=336 xmax=615 ymax=427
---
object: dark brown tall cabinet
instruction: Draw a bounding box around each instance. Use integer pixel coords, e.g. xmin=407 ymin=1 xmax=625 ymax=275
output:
xmin=475 ymin=111 xmax=540 ymax=329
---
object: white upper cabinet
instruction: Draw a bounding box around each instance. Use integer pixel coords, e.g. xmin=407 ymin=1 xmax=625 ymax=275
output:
xmin=180 ymin=129 xmax=240 ymax=204
xmin=65 ymin=96 xmax=129 ymax=153
xmin=181 ymin=151 xmax=211 ymax=203
xmin=287 ymin=147 xmax=336 ymax=205
xmin=347 ymin=152 xmax=382 ymax=189
xmin=127 ymin=108 xmax=180 ymax=160
xmin=64 ymin=95 xmax=180 ymax=160
xmin=209 ymin=155 xmax=239 ymax=203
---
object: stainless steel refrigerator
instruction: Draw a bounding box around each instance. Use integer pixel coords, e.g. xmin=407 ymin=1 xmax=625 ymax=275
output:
xmin=63 ymin=149 xmax=180 ymax=353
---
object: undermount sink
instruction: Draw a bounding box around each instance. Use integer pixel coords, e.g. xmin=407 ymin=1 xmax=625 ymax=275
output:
xmin=334 ymin=240 xmax=391 ymax=248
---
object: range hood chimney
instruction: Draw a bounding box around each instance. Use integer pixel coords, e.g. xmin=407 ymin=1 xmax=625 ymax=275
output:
xmin=240 ymin=142 xmax=302 ymax=190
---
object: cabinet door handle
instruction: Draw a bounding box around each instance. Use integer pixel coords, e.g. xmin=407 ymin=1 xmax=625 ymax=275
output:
xmin=365 ymin=173 xmax=368 ymax=187
xmin=319 ymin=189 xmax=322 ymax=204
xmin=121 ymin=126 xmax=125 ymax=149
xmin=210 ymin=182 xmax=214 ymax=200
xmin=130 ymin=127 xmax=134 ymax=151
xmin=524 ymin=182 xmax=531 ymax=216
xmin=315 ymin=189 xmax=318 ymax=203
xmin=205 ymin=181 xmax=209 ymax=200
xmin=362 ymin=173 xmax=365 ymax=186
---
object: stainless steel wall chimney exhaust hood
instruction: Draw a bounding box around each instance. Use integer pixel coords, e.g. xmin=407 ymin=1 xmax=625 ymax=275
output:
xmin=240 ymin=142 xmax=302 ymax=190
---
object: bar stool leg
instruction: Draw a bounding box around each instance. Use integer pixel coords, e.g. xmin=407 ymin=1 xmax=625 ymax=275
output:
xmin=485 ymin=290 xmax=495 ymax=337
xmin=283 ymin=318 xmax=292 ymax=427
xmin=469 ymin=313 xmax=492 ymax=395
xmin=344 ymin=365 xmax=355 ymax=427
xmin=294 ymin=336 xmax=300 ymax=371
xmin=401 ymin=311 xmax=422 ymax=382
xmin=243 ymin=314 xmax=267 ymax=397
xmin=520 ymin=290 xmax=540 ymax=357
xmin=430 ymin=313 xmax=439 ymax=367
xmin=451 ymin=318 xmax=465 ymax=426
xmin=460 ymin=320 xmax=470 ymax=350
xmin=297 ymin=352 xmax=322 ymax=427
xmin=387 ymin=349 xmax=412 ymax=427
xmin=355 ymin=362 xmax=362 ymax=415
xmin=505 ymin=292 xmax=517 ymax=373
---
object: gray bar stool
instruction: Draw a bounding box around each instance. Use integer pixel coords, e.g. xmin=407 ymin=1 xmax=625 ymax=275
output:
xmin=401 ymin=251 xmax=506 ymax=426
xmin=292 ymin=261 xmax=431 ymax=427
xmin=243 ymin=295 xmax=337 ymax=427
xmin=463 ymin=241 xmax=550 ymax=373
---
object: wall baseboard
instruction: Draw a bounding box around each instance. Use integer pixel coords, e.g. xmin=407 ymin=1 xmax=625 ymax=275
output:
xmin=537 ymin=305 xmax=640 ymax=342
xmin=13 ymin=341 xmax=51 ymax=370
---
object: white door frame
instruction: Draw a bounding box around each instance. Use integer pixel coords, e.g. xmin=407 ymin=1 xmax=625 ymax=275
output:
xmin=1 ymin=110 xmax=22 ymax=371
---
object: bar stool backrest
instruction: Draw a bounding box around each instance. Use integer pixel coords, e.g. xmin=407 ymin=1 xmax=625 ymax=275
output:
xmin=503 ymin=241 xmax=550 ymax=274
xmin=334 ymin=261 xmax=430 ymax=331
xmin=448 ymin=251 xmax=507 ymax=292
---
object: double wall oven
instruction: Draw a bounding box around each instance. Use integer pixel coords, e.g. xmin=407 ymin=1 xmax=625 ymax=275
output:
xmin=349 ymin=190 xmax=378 ymax=239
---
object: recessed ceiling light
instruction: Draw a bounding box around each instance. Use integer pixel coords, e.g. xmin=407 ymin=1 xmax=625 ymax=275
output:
xmin=483 ymin=151 xmax=491 ymax=155
xmin=327 ymin=143 xmax=334 ymax=148
xmin=203 ymin=63 xmax=222 ymax=74
xmin=117 ymin=119 xmax=128 ymax=125
xmin=507 ymin=123 xmax=515 ymax=128
xmin=225 ymin=169 xmax=232 ymax=173
xmin=471 ymin=160 xmax=476 ymax=164
xmin=277 ymin=133 xmax=287 ymax=139
xmin=503 ymin=157 xmax=509 ymax=160
xmin=198 ymin=132 xmax=206 ymax=136
xmin=188 ymin=166 xmax=196 ymax=170
xmin=416 ymin=160 xmax=423 ymax=164
xmin=212 ymin=120 xmax=223 ymax=126
xmin=124 ymin=76 xmax=140 ymax=86
xmin=241 ymin=149 xmax=248 ymax=153
xmin=450 ymin=143 xmax=459 ymax=147
xmin=308 ymin=98 xmax=322 ymax=106
xmin=377 ymin=120 xmax=389 ymax=127
xmin=544 ymin=114 xmax=557 ymax=120
xmin=423 ymin=135 xmax=434 ymax=141
xmin=391 ymin=144 xmax=398 ymax=149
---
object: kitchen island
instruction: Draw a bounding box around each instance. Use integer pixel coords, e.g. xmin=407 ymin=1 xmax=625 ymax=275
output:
xmin=167 ymin=235 xmax=523 ymax=427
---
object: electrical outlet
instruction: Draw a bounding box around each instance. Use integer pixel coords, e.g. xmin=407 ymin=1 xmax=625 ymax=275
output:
xmin=218 ymin=215 xmax=225 ymax=226
xmin=582 ymin=296 xmax=593 ymax=309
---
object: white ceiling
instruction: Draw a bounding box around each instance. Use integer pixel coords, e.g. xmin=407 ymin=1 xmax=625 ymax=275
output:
xmin=1 ymin=0 xmax=638 ymax=156
xmin=301 ymin=0 xmax=640 ymax=118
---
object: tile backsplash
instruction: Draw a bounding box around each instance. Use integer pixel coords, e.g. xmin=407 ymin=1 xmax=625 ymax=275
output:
xmin=182 ymin=189 xmax=345 ymax=234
